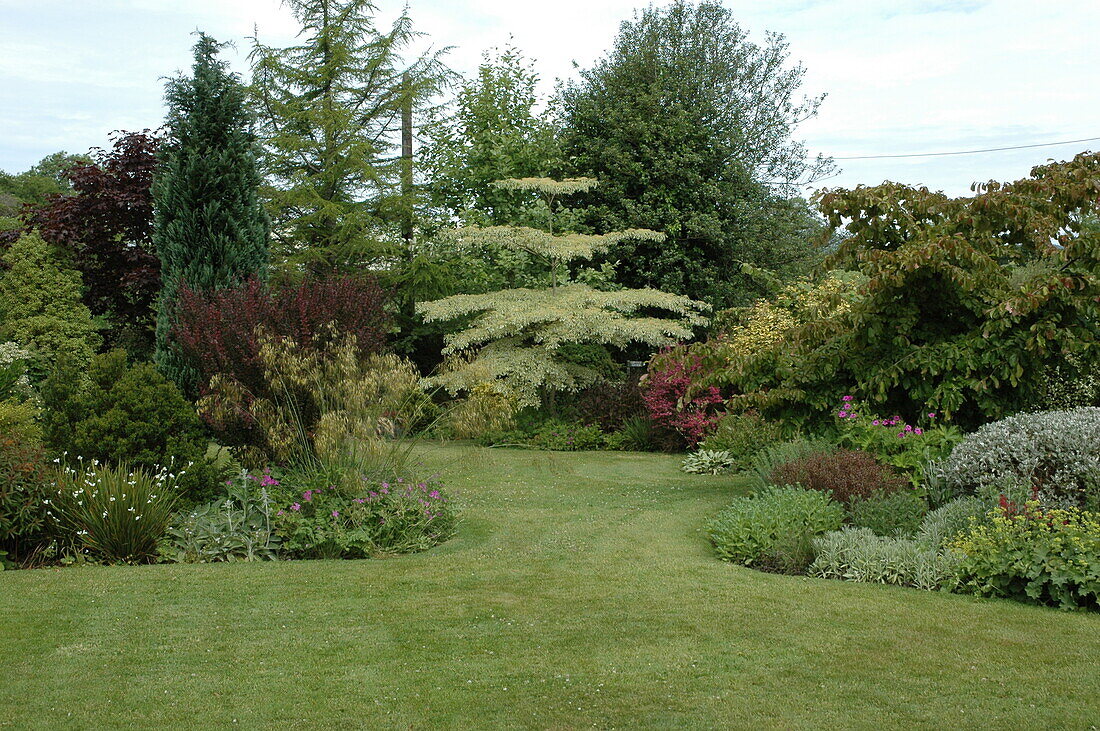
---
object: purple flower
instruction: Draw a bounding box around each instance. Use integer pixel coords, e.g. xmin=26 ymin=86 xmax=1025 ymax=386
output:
xmin=429 ymin=490 xmax=440 ymax=499
xmin=838 ymin=411 xmax=848 ymax=418
xmin=914 ymin=428 xmax=923 ymax=435
xmin=928 ymin=412 xmax=936 ymax=419
xmin=381 ymin=482 xmax=390 ymax=489
xmin=354 ymin=498 xmax=366 ymax=504
xmin=277 ymin=510 xmax=285 ymax=516
xmin=303 ymin=490 xmax=313 ymax=502
xmin=290 ymin=503 xmax=301 ymax=511
xmin=331 ymin=510 xmax=339 ymax=518
xmin=872 ymin=419 xmax=880 ymax=426
xmin=842 ymin=395 xmax=853 ymax=402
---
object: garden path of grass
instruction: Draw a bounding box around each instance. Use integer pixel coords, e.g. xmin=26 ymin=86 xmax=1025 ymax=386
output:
xmin=1 ymin=444 xmax=1098 ymax=729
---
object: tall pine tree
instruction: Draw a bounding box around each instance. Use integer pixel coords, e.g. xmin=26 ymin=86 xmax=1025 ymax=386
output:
xmin=249 ymin=0 xmax=450 ymax=274
xmin=154 ymin=34 xmax=270 ymax=391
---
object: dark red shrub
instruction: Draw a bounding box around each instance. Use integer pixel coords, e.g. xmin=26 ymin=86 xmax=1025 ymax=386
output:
xmin=170 ymin=274 xmax=390 ymax=446
xmin=769 ymin=449 xmax=907 ymax=504
xmin=640 ymin=348 xmax=724 ymax=448
xmin=7 ymin=131 xmax=161 ymax=351
xmin=576 ymin=377 xmax=645 ymax=432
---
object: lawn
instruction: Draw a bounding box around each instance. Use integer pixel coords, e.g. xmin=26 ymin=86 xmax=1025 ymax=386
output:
xmin=1 ymin=444 xmax=1098 ymax=729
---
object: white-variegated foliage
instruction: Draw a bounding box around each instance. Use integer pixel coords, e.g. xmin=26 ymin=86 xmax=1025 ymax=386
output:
xmin=418 ymin=177 xmax=709 ymax=406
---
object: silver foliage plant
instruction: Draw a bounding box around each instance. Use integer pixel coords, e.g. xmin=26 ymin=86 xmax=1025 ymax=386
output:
xmin=809 ymin=527 xmax=959 ymax=591
xmin=939 ymin=407 xmax=1100 ymax=508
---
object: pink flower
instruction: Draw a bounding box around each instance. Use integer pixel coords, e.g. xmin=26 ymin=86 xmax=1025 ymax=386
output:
xmin=381 ymin=482 xmax=390 ymax=489
xmin=429 ymin=490 xmax=440 ymax=499
xmin=277 ymin=510 xmax=285 ymax=516
xmin=354 ymin=498 xmax=366 ymax=504
xmin=905 ymin=425 xmax=913 ymax=432
xmin=302 ymin=490 xmax=313 ymax=501
xmin=842 ymin=395 xmax=853 ymax=401
xmin=838 ymin=411 xmax=848 ymax=418
xmin=290 ymin=503 xmax=301 ymax=511
xmin=914 ymin=428 xmax=923 ymax=435
xmin=872 ymin=419 xmax=880 ymax=426
xmin=928 ymin=413 xmax=936 ymax=419
xmin=331 ymin=510 xmax=339 ymax=518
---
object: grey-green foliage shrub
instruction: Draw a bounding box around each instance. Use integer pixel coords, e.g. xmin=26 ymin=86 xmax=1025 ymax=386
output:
xmin=742 ymin=438 xmax=833 ymax=492
xmin=940 ymin=407 xmax=1100 ymax=508
xmin=681 ymin=449 xmax=735 ymax=475
xmin=915 ymin=496 xmax=986 ymax=549
xmin=698 ymin=411 xmax=783 ymax=468
xmin=846 ymin=490 xmax=927 ymax=537
xmin=164 ymin=470 xmax=280 ymax=562
xmin=707 ymin=486 xmax=844 ymax=573
xmin=810 ymin=527 xmax=958 ymax=591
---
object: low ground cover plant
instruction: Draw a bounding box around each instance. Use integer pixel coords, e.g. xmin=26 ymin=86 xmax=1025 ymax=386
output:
xmin=681 ymin=449 xmax=736 ymax=475
xmin=165 ymin=469 xmax=281 ymax=563
xmin=275 ymin=475 xmax=457 ymax=559
xmin=950 ymin=501 xmax=1100 ymax=610
xmin=845 ymin=490 xmax=927 ymax=537
xmin=810 ymin=527 xmax=958 ymax=590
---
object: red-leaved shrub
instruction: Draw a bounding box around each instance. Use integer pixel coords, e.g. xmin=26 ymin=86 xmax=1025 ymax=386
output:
xmin=769 ymin=449 xmax=907 ymax=504
xmin=171 ymin=275 xmax=389 ymax=446
xmin=640 ymin=349 xmax=724 ymax=448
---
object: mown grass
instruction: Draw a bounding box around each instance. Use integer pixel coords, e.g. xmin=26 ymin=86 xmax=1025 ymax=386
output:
xmin=1 ymin=444 xmax=1098 ymax=729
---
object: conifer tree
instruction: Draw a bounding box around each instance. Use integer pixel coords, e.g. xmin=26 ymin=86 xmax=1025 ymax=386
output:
xmin=418 ymin=178 xmax=709 ymax=406
xmin=154 ymin=33 xmax=270 ymax=390
xmin=0 ymin=232 xmax=101 ymax=377
xmin=249 ymin=0 xmax=449 ymax=273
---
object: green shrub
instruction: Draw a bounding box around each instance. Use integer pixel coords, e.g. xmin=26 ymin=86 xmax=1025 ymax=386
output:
xmin=699 ymin=411 xmax=783 ymax=468
xmin=50 ymin=461 xmax=182 ymax=563
xmin=769 ymin=449 xmax=907 ymax=505
xmin=846 ymin=490 xmax=927 ymax=537
xmin=0 ymin=232 xmax=101 ymax=380
xmin=0 ymin=398 xmax=41 ymax=444
xmin=707 ymin=486 xmax=844 ymax=573
xmin=41 ymin=350 xmax=224 ymax=503
xmin=939 ymin=408 xmax=1100 ymax=508
xmin=0 ymin=433 xmax=54 ymax=567
xmin=529 ymin=420 xmax=605 ymax=451
xmin=164 ymin=469 xmax=281 ymax=563
xmin=612 ymin=416 xmax=656 ymax=452
xmin=810 ymin=527 xmax=958 ymax=590
xmin=950 ymin=503 xmax=1100 ymax=610
xmin=916 ymin=496 xmax=987 ymax=549
xmin=275 ymin=474 xmax=457 ymax=559
xmin=742 ymin=438 xmax=832 ymax=492
xmin=681 ymin=449 xmax=736 ymax=475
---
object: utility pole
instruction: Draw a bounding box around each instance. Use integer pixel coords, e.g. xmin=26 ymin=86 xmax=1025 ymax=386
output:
xmin=401 ymin=71 xmax=414 ymax=249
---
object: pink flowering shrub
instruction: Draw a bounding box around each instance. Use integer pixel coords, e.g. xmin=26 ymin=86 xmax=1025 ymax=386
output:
xmin=641 ymin=349 xmax=724 ymax=448
xmin=275 ymin=475 xmax=456 ymax=559
xmin=833 ymin=394 xmax=963 ymax=485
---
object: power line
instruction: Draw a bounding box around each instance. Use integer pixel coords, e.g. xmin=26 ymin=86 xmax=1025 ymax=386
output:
xmin=830 ymin=136 xmax=1100 ymax=160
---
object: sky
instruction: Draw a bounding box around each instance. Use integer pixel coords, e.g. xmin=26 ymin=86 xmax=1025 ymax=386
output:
xmin=1 ymin=0 xmax=1097 ymax=197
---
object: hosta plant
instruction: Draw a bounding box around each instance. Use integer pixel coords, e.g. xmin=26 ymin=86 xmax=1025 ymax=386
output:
xmin=681 ymin=450 xmax=736 ymax=475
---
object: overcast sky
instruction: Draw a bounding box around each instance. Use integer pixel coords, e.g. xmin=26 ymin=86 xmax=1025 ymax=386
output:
xmin=1 ymin=0 xmax=1096 ymax=197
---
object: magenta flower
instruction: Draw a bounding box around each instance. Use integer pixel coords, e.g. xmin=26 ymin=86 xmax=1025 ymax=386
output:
xmin=928 ymin=412 xmax=936 ymax=419
xmin=905 ymin=424 xmax=913 ymax=432
xmin=914 ymin=428 xmax=923 ymax=435
xmin=331 ymin=510 xmax=339 ymax=518
xmin=354 ymin=498 xmax=366 ymax=504
xmin=429 ymin=490 xmax=440 ymax=499
xmin=842 ymin=395 xmax=853 ymax=402
xmin=838 ymin=411 xmax=848 ymax=418
xmin=381 ymin=482 xmax=390 ymax=489
xmin=290 ymin=503 xmax=301 ymax=511
xmin=872 ymin=419 xmax=880 ymax=426
xmin=302 ymin=490 xmax=313 ymax=502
